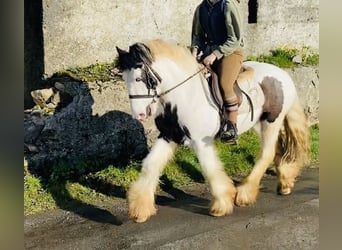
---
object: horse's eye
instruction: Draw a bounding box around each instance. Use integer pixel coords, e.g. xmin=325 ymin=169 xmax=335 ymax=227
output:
xmin=135 ymin=77 xmax=142 ymax=82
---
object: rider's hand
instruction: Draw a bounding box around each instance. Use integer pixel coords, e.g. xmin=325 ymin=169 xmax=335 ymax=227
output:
xmin=191 ymin=47 xmax=198 ymax=58
xmin=203 ymin=53 xmax=217 ymax=68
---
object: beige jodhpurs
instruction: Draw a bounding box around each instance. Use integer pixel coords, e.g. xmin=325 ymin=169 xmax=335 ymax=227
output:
xmin=213 ymin=49 xmax=243 ymax=105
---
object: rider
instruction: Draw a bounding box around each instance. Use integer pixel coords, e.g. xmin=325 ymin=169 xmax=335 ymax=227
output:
xmin=191 ymin=0 xmax=244 ymax=144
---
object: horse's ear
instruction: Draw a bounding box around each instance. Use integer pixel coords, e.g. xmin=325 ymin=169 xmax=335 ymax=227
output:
xmin=116 ymin=46 xmax=133 ymax=70
xmin=116 ymin=46 xmax=128 ymax=57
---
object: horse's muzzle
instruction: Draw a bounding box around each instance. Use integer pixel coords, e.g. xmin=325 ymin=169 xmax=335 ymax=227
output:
xmin=136 ymin=113 xmax=147 ymax=122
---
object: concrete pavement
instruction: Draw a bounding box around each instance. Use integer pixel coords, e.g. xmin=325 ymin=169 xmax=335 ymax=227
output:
xmin=24 ymin=167 xmax=319 ymax=249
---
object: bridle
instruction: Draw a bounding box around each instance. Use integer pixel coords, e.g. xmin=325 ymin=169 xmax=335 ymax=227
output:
xmin=128 ymin=65 xmax=207 ymax=100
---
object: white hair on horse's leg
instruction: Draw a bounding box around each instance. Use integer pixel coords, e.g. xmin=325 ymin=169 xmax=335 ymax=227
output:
xmin=192 ymin=138 xmax=236 ymax=217
xmin=235 ymin=117 xmax=284 ymax=207
xmin=127 ymin=139 xmax=177 ymax=223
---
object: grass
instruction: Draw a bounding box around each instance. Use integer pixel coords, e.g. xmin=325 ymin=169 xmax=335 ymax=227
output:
xmin=24 ymin=125 xmax=319 ymax=216
xmin=247 ymin=46 xmax=319 ymax=68
xmin=310 ymin=124 xmax=319 ymax=163
xmin=24 ymin=175 xmax=56 ymax=215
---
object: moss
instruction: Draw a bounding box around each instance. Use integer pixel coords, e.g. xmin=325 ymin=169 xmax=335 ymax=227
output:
xmin=54 ymin=61 xmax=119 ymax=82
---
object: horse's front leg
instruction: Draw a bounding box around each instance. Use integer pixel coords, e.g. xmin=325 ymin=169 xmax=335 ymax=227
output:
xmin=193 ymin=139 xmax=236 ymax=216
xmin=127 ymin=139 xmax=177 ymax=223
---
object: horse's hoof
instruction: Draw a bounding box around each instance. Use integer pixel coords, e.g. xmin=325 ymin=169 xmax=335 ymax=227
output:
xmin=209 ymin=192 xmax=235 ymax=217
xmin=129 ymin=206 xmax=157 ymax=223
xmin=277 ymin=183 xmax=293 ymax=195
xmin=235 ymin=198 xmax=255 ymax=207
xmin=210 ymin=207 xmax=233 ymax=217
xmin=131 ymin=214 xmax=151 ymax=223
xmin=210 ymin=203 xmax=234 ymax=217
xmin=235 ymin=183 xmax=258 ymax=207
xmin=127 ymin=186 xmax=157 ymax=223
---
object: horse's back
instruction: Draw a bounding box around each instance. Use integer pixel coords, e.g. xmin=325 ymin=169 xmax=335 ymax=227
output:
xmin=243 ymin=61 xmax=293 ymax=84
xmin=239 ymin=61 xmax=299 ymax=130
xmin=242 ymin=61 xmax=297 ymax=102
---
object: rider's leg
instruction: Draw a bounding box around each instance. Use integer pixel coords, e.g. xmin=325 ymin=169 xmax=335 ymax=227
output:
xmin=217 ymin=49 xmax=243 ymax=143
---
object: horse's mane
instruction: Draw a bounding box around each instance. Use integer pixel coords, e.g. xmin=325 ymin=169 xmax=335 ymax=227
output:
xmin=118 ymin=39 xmax=198 ymax=72
xmin=144 ymin=39 xmax=198 ymax=71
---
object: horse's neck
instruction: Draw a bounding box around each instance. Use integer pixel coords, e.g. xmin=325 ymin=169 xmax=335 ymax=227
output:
xmin=156 ymin=61 xmax=202 ymax=100
xmin=153 ymin=59 xmax=221 ymax=138
xmin=154 ymin=60 xmax=218 ymax=118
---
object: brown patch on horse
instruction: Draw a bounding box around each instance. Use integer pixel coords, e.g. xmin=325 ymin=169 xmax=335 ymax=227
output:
xmin=145 ymin=39 xmax=197 ymax=71
xmin=260 ymin=76 xmax=284 ymax=122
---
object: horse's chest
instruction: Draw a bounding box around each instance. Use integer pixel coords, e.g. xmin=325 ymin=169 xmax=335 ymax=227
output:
xmin=154 ymin=102 xmax=190 ymax=144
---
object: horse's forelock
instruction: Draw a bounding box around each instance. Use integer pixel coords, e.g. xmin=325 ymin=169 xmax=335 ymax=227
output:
xmin=117 ymin=43 xmax=154 ymax=71
xmin=129 ymin=43 xmax=154 ymax=67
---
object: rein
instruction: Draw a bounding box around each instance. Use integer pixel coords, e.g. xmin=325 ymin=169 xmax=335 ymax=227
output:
xmin=128 ymin=66 xmax=206 ymax=100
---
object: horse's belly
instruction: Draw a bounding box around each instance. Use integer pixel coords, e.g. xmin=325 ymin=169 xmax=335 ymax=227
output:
xmin=237 ymin=108 xmax=263 ymax=134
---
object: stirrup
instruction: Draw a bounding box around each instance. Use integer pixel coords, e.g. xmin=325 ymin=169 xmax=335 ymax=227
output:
xmin=220 ymin=120 xmax=238 ymax=144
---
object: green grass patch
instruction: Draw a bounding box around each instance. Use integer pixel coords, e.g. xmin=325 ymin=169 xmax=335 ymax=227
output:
xmin=216 ymin=130 xmax=260 ymax=176
xmin=86 ymin=162 xmax=141 ymax=190
xmin=310 ymin=124 xmax=319 ymax=163
xmin=24 ymin=174 xmax=57 ymax=215
xmin=25 ymin=126 xmax=319 ymax=216
xmin=247 ymin=47 xmax=319 ymax=68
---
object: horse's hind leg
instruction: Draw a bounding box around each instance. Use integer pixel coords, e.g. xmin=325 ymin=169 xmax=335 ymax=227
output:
xmin=193 ymin=138 xmax=236 ymax=216
xmin=127 ymin=139 xmax=177 ymax=223
xmin=274 ymin=99 xmax=310 ymax=195
xmin=235 ymin=118 xmax=284 ymax=207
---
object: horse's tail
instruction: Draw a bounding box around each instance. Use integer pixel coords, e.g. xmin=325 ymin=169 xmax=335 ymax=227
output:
xmin=274 ymin=97 xmax=310 ymax=193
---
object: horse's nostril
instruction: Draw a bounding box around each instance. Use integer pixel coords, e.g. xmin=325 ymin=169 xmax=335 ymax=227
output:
xmin=137 ymin=113 xmax=146 ymax=121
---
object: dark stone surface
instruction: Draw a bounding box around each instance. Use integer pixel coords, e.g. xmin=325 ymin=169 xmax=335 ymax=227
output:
xmin=24 ymin=80 xmax=148 ymax=176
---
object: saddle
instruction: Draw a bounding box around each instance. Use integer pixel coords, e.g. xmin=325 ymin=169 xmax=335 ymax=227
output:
xmin=206 ymin=66 xmax=255 ymax=121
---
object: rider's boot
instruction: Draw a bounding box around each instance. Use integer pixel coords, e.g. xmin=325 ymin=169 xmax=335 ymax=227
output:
xmin=220 ymin=100 xmax=239 ymax=144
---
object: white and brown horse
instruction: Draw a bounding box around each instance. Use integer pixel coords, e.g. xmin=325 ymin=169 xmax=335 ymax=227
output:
xmin=116 ymin=39 xmax=309 ymax=223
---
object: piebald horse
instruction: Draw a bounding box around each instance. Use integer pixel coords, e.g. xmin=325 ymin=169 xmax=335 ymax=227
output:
xmin=116 ymin=39 xmax=309 ymax=223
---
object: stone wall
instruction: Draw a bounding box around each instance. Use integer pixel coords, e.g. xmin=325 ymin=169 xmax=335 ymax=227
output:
xmin=25 ymin=0 xmax=319 ymax=107
xmin=39 ymin=0 xmax=319 ymax=75
xmin=241 ymin=0 xmax=319 ymax=56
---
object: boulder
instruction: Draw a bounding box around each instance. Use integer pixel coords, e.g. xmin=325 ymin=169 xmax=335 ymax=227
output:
xmin=24 ymin=79 xmax=148 ymax=176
